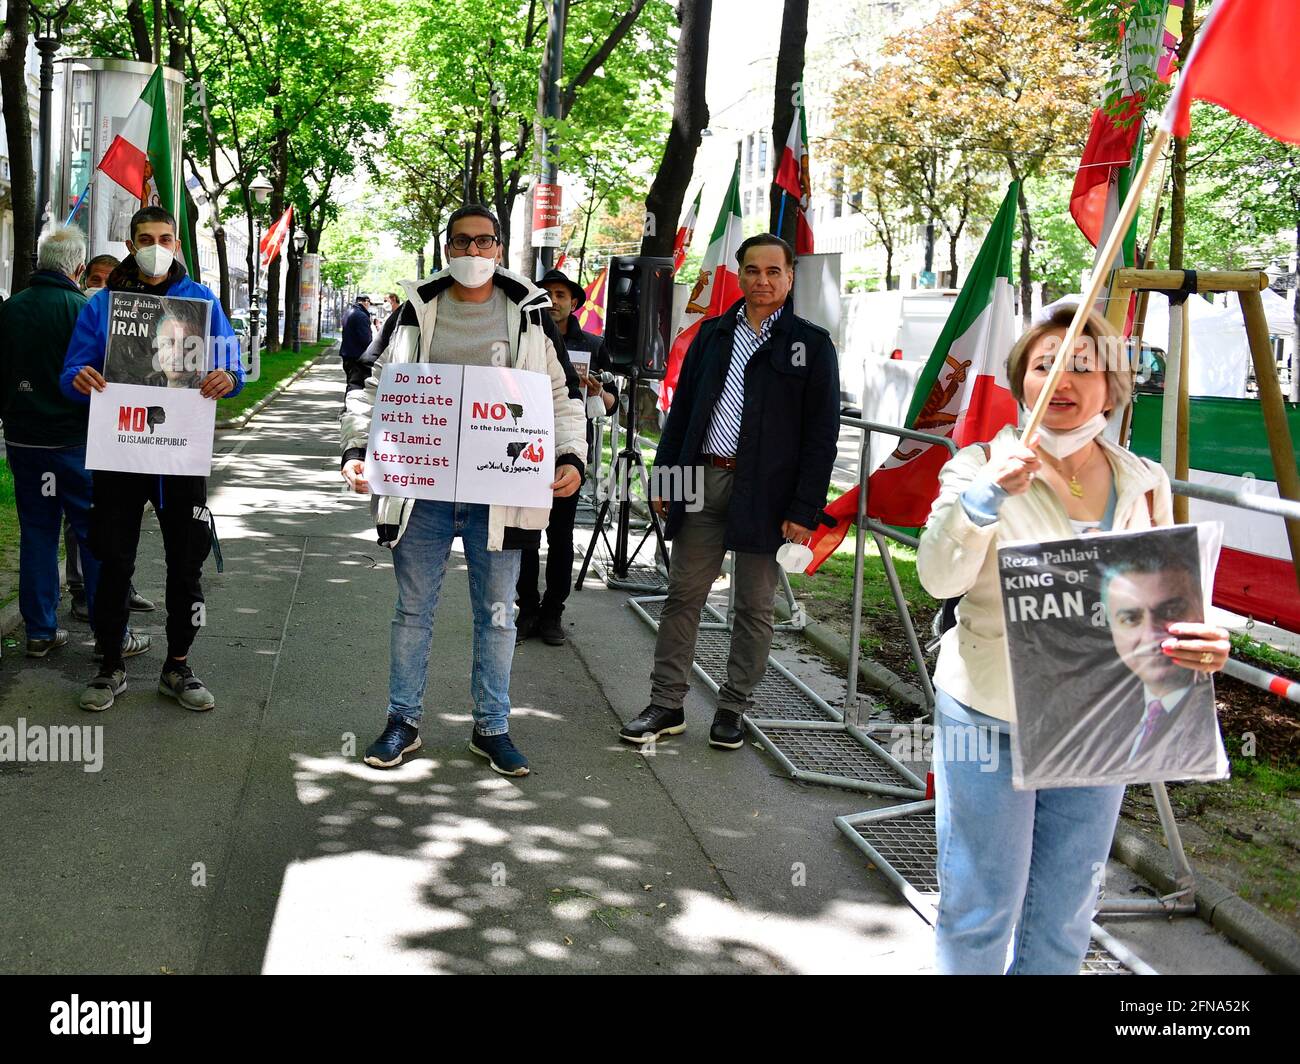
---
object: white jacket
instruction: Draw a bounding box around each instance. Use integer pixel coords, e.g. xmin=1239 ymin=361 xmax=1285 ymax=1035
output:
xmin=340 ymin=266 xmax=586 ymax=550
xmin=916 ymin=425 xmax=1173 ymax=722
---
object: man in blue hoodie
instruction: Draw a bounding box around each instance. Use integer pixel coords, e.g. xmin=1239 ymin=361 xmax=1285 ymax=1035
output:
xmin=61 ymin=206 xmax=243 ymax=713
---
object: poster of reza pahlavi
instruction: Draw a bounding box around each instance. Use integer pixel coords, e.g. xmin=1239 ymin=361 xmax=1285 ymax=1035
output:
xmin=85 ymin=292 xmax=218 ymax=477
xmin=998 ymin=523 xmax=1229 ymax=790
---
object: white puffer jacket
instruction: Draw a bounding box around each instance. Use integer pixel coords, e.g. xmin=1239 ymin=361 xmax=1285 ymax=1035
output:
xmin=916 ymin=424 xmax=1173 ymax=722
xmin=340 ymin=266 xmax=586 ymax=550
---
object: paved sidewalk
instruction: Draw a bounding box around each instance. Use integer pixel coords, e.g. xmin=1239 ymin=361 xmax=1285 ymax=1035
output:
xmin=0 ymin=361 xmax=1272 ymax=974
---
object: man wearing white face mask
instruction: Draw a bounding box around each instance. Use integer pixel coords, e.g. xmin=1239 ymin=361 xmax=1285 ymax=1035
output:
xmin=61 ymin=206 xmax=243 ymax=714
xmin=341 ymin=204 xmax=586 ymax=776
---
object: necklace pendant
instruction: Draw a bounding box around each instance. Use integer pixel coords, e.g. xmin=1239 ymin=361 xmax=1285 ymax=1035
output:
xmin=1069 ymin=476 xmax=1084 ymax=498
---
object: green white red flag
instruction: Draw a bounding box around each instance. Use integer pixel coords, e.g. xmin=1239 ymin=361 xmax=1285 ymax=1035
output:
xmin=96 ymin=66 xmax=195 ymax=269
xmin=1162 ymin=0 xmax=1300 ymax=144
xmin=673 ymin=189 xmax=702 ymax=274
xmin=804 ymin=183 xmax=1021 ymax=572
xmin=774 ymin=103 xmax=814 ymax=255
xmin=658 ymin=161 xmax=743 ymax=414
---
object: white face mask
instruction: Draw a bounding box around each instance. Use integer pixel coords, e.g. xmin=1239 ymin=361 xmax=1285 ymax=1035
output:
xmin=134 ymin=244 xmax=173 ymax=278
xmin=776 ymin=541 xmax=815 ymax=574
xmin=1035 ymin=412 xmax=1108 ymax=459
xmin=448 ymin=255 xmax=495 ymax=288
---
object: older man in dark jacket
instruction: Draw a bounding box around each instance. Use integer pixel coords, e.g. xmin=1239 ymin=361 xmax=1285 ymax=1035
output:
xmin=621 ymin=234 xmax=840 ymax=750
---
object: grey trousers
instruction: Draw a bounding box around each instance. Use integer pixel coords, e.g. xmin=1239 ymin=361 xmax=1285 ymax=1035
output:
xmin=650 ymin=465 xmax=780 ymax=714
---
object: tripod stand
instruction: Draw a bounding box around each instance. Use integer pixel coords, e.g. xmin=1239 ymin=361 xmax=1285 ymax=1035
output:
xmin=575 ymin=366 xmax=670 ymax=592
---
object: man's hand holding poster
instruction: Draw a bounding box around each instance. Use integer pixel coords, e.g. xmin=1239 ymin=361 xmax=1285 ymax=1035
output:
xmin=363 ymin=363 xmax=554 ymax=508
xmin=999 ymin=523 xmax=1229 ymax=789
xmin=86 ymin=293 xmax=217 ymax=477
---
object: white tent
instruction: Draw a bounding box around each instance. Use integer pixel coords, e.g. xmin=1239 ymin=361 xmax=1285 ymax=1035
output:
xmin=1039 ymin=293 xmax=1252 ymax=398
xmin=1247 ymin=287 xmax=1296 ymax=338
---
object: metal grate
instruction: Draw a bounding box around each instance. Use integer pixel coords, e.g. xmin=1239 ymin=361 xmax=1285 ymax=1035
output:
xmin=634 ymin=598 xmax=836 ymax=722
xmin=762 ymin=728 xmax=920 ymax=789
xmin=844 ymin=806 xmax=941 ymax=897
xmin=1080 ymin=942 xmax=1133 ymax=975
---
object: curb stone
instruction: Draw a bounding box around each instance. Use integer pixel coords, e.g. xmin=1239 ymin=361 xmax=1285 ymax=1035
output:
xmin=774 ymin=595 xmax=927 ymax=711
xmin=1110 ymin=824 xmax=1300 ymax=974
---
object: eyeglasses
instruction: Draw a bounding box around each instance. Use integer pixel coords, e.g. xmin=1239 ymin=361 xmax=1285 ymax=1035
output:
xmin=448 ymin=234 xmax=500 ymax=251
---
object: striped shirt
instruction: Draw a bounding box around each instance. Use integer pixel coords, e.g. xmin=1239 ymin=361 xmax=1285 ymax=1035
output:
xmin=702 ymin=304 xmax=782 ymax=457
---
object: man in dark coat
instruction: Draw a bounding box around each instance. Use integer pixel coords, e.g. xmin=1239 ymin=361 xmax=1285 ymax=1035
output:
xmin=516 ymin=268 xmax=618 ymax=645
xmin=619 ymin=234 xmax=840 ymax=750
xmin=340 ymin=295 xmax=374 ymax=393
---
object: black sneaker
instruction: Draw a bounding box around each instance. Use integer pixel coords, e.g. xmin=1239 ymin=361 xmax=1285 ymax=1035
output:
xmin=709 ymin=708 xmax=746 ymax=750
xmin=79 ymin=668 xmax=126 ymax=712
xmin=539 ymin=613 xmax=565 ymax=646
xmin=516 ymin=611 xmax=540 ymax=644
xmin=128 ymin=586 xmax=156 ymax=612
xmin=619 ymin=705 xmax=686 ymax=745
xmin=469 ymin=727 xmax=530 ymax=776
xmin=158 ymin=662 xmax=215 ymax=711
xmin=70 ymin=595 xmax=91 ymax=622
xmin=363 ymin=719 xmax=422 ymax=768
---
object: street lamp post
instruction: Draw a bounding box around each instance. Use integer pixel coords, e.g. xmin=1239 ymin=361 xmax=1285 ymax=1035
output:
xmin=248 ymin=170 xmax=272 ymax=370
xmin=29 ymin=2 xmax=72 ymax=266
xmin=292 ymin=229 xmax=307 ymax=352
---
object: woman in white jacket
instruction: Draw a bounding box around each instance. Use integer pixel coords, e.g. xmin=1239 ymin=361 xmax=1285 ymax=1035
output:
xmin=916 ymin=305 xmax=1230 ymax=974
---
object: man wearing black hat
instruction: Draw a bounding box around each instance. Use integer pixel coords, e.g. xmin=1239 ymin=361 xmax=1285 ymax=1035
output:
xmin=516 ymin=269 xmax=617 ymax=645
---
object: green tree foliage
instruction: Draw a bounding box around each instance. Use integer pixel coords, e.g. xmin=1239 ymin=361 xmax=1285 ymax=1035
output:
xmin=378 ymin=0 xmax=674 ymax=267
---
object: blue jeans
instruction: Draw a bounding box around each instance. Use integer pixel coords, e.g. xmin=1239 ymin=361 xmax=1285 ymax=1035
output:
xmin=932 ymin=690 xmax=1125 ymax=975
xmin=387 ymin=500 xmax=520 ymax=735
xmin=6 ymin=444 xmax=100 ymax=640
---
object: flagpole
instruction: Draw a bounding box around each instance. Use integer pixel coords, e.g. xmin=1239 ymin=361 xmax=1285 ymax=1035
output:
xmin=1022 ymin=126 xmax=1172 ymax=439
xmin=64 ymin=182 xmax=91 ymax=225
xmin=775 ymin=189 xmax=788 ymax=238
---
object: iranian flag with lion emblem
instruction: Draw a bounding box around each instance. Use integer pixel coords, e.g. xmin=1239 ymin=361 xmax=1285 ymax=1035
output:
xmin=805 ymin=183 xmax=1021 ymax=572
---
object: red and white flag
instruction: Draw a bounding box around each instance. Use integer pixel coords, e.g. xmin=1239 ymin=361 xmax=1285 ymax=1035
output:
xmin=1163 ymin=0 xmax=1300 ymax=144
xmin=805 ymin=184 xmax=1021 ymax=571
xmin=658 ymin=162 xmax=743 ymax=415
xmin=672 ymin=189 xmax=701 ymax=274
xmin=774 ymin=103 xmax=814 ymax=255
xmin=260 ymin=206 xmax=293 ymax=268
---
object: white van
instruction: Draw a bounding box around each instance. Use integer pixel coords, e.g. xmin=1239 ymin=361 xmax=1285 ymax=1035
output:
xmin=839 ymin=289 xmax=959 ymax=410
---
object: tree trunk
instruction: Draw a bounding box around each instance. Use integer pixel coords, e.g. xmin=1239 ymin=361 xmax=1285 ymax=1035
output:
xmin=125 ymin=2 xmax=153 ymax=62
xmin=642 ymin=0 xmax=713 ymax=257
xmin=1 ymin=0 xmax=34 ymax=294
xmin=1009 ymin=161 xmax=1034 ymax=325
xmin=183 ymin=181 xmax=201 ymax=284
xmin=282 ymin=250 xmax=299 ymax=349
xmin=165 ymin=0 xmax=186 ymax=68
xmin=768 ymin=0 xmax=808 ymax=246
xmin=215 ymin=224 xmax=231 ymax=317
xmin=884 ymin=246 xmax=894 ymax=290
xmin=948 ymin=231 xmax=959 ymax=288
xmin=1168 ymin=0 xmax=1197 ymax=273
xmin=266 ymin=117 xmax=289 ymax=352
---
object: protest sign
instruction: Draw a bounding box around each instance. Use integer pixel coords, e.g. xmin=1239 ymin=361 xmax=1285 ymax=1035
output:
xmin=86 ymin=292 xmax=217 ymax=477
xmin=86 ymin=383 xmax=216 ymax=476
xmin=455 ymin=365 xmax=555 ymax=508
xmin=363 ymin=364 xmax=460 ymax=501
xmin=103 ymin=292 xmax=212 ymax=389
xmin=363 ymin=363 xmax=554 ymax=508
xmin=998 ymin=522 xmax=1228 ymax=789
